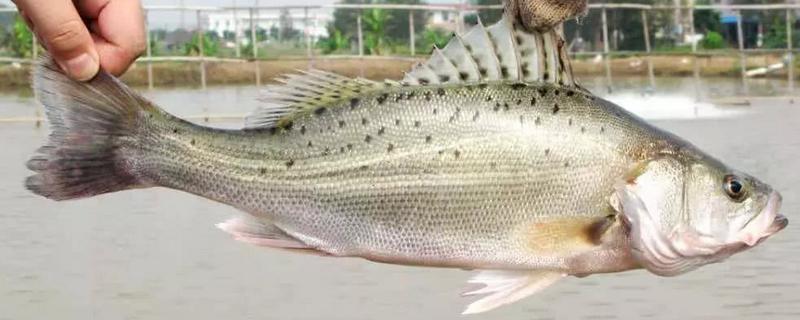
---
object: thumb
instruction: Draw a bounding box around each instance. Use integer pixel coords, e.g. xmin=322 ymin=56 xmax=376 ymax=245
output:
xmin=17 ymin=0 xmax=99 ymax=80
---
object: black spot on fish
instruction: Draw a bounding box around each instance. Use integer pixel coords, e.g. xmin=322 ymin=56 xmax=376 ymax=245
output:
xmin=395 ymin=119 xmax=402 ymax=126
xmin=479 ymin=68 xmax=488 ymax=77
xmin=494 ymin=102 xmax=501 ymax=112
xmin=516 ymin=99 xmax=522 ymax=105
xmin=503 ymin=103 xmax=510 ymax=111
xmin=365 ymin=135 xmax=372 ymax=143
xmin=307 ymin=141 xmax=313 ymax=148
xmin=419 ymin=78 xmax=430 ymax=85
xmin=259 ymin=168 xmax=267 ymax=174
xmin=581 ymin=126 xmax=586 ymax=133
xmin=478 ymin=83 xmax=488 ymax=89
xmin=314 ymin=107 xmax=327 ymax=115
xmin=338 ymin=120 xmax=346 ymax=128
xmin=515 ymin=35 xmax=523 ymax=44
xmin=378 ymin=127 xmax=385 ymax=135
xmin=544 ymin=148 xmax=550 ymax=156
xmin=300 ymin=125 xmax=307 ymax=135
xmin=439 ymin=75 xmax=450 ymax=82
xmin=377 ymin=93 xmax=388 ymax=104
xmin=190 ymin=139 xmax=196 ymax=145
xmin=172 ymin=128 xmax=179 ymax=134
xmin=395 ymin=93 xmax=404 ymax=102
xmin=535 ymin=117 xmax=541 ymax=125
xmin=600 ymin=127 xmax=606 ymax=133
xmin=424 ymin=91 xmax=432 ymax=101
xmin=485 ymin=96 xmax=493 ymax=102
xmin=362 ymin=118 xmax=368 ymax=126
xmin=511 ymin=83 xmax=526 ymax=90
xmin=566 ymin=90 xmax=575 ymax=97
xmin=554 ymin=89 xmax=560 ymax=96
xmin=283 ymin=121 xmax=294 ymax=131
xmin=459 ymin=72 xmax=469 ymax=81
xmin=350 ymin=98 xmax=360 ymax=109
xmin=414 ymin=121 xmax=421 ymax=128
xmin=543 ymin=72 xmax=549 ymax=81
xmin=437 ymin=88 xmax=446 ymax=96
xmin=407 ymin=91 xmax=416 ymax=99
xmin=359 ymin=165 xmax=369 ymax=170
xmin=519 ymin=115 xmax=524 ymax=125
xmin=473 ymin=111 xmax=480 ymax=121
xmin=490 ymin=162 xmax=497 ymax=169
xmin=347 ymin=143 xmax=353 ymax=150
xmin=433 ymin=108 xmax=438 ymax=115
xmin=522 ymin=69 xmax=530 ymax=77
xmin=454 ymin=150 xmax=462 ymax=159
xmin=564 ymin=161 xmax=570 ymax=168
xmin=500 ymin=66 xmax=509 ymax=78
xmin=568 ymin=118 xmax=573 ymax=126
xmin=538 ymin=88 xmax=548 ymax=97
xmin=552 ymin=103 xmax=560 ymax=114
xmin=425 ymin=135 xmax=432 ymax=143
xmin=387 ymin=143 xmax=395 ymax=152
xmin=340 ymin=147 xmax=346 ymax=153
xmin=323 ymin=147 xmax=331 ymax=156
xmin=330 ymin=94 xmax=341 ymax=99
xmin=530 ymin=97 xmax=537 ymax=105
xmin=285 ymin=159 xmax=295 ymax=168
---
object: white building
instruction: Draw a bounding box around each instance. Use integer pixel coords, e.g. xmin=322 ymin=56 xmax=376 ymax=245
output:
xmin=204 ymin=9 xmax=332 ymax=43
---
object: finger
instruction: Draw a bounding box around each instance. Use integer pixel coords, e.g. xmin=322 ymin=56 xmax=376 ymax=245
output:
xmin=78 ymin=0 xmax=146 ymax=76
xmin=14 ymin=0 xmax=99 ymax=80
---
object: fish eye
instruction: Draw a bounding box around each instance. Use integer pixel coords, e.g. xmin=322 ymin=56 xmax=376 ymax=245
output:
xmin=723 ymin=175 xmax=746 ymax=201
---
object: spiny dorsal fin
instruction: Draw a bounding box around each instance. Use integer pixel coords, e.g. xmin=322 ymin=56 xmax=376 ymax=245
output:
xmin=246 ymin=70 xmax=379 ymax=129
xmin=403 ymin=16 xmax=580 ymax=87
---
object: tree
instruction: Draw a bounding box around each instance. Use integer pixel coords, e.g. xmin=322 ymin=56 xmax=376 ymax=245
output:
xmin=332 ymin=1 xmax=427 ymax=44
xmin=279 ymin=8 xmax=300 ymax=41
xmin=9 ymin=15 xmax=34 ymax=58
xmin=184 ymin=32 xmax=219 ymax=56
xmin=363 ymin=8 xmax=389 ymax=54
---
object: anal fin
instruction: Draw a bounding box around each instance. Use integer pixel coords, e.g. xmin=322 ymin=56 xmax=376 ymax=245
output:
xmin=462 ymin=270 xmax=564 ymax=314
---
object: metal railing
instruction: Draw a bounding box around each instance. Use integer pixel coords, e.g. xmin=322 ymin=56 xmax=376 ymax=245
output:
xmin=1 ymin=3 xmax=799 ymax=94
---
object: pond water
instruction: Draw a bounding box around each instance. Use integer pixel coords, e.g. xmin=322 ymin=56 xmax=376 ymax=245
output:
xmin=0 ymin=76 xmax=798 ymax=320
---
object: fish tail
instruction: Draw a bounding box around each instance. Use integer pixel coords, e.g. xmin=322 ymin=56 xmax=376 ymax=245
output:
xmin=25 ymin=56 xmax=158 ymax=200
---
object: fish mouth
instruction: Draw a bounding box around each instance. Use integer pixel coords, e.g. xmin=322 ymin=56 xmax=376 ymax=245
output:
xmin=739 ymin=191 xmax=786 ymax=246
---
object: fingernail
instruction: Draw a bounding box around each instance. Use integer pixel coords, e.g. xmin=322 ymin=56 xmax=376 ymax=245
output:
xmin=62 ymin=53 xmax=99 ymax=81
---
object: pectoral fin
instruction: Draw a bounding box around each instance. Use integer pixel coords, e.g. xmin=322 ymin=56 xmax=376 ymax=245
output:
xmin=216 ymin=215 xmax=329 ymax=256
xmin=461 ymin=270 xmax=565 ymax=314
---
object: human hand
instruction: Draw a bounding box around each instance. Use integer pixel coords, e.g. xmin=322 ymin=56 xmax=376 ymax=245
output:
xmin=13 ymin=0 xmax=146 ymax=81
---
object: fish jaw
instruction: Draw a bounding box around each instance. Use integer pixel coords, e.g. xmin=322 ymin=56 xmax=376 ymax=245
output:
xmin=736 ymin=191 xmax=787 ymax=246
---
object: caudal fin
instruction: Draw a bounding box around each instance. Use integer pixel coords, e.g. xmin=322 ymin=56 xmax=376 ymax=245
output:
xmin=26 ymin=57 xmax=156 ymax=200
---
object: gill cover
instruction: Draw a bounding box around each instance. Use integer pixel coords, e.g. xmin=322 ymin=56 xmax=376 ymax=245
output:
xmin=611 ymin=157 xmax=728 ymax=276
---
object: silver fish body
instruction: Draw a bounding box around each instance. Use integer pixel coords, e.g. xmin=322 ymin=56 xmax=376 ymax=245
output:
xmin=26 ymin=16 xmax=787 ymax=313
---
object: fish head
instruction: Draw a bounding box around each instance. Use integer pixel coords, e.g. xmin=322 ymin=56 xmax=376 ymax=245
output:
xmin=613 ymin=154 xmax=787 ymax=277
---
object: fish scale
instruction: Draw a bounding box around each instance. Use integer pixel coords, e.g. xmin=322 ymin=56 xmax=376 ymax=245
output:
xmin=115 ymin=82 xmax=655 ymax=272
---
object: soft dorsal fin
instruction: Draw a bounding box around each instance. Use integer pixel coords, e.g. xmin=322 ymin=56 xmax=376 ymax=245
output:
xmin=246 ymin=70 xmax=380 ymax=129
xmin=404 ymin=16 xmax=579 ymax=87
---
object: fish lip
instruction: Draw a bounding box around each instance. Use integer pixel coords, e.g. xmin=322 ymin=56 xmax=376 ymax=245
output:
xmin=738 ymin=191 xmax=785 ymax=246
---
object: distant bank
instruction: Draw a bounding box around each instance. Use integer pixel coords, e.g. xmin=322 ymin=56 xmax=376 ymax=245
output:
xmin=0 ymin=54 xmax=792 ymax=90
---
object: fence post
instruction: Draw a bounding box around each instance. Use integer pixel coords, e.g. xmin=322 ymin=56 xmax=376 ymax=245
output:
xmin=409 ymin=10 xmax=415 ymax=56
xmin=197 ymin=10 xmax=207 ymax=91
xmin=305 ymin=7 xmax=312 ymax=60
xmin=601 ymin=7 xmax=612 ymax=92
xmin=787 ymin=9 xmax=794 ymax=93
xmin=736 ymin=10 xmax=747 ymax=94
xmin=357 ymin=13 xmax=364 ymax=56
xmin=234 ymin=4 xmax=241 ymax=58
xmin=145 ymin=9 xmax=153 ymax=90
xmin=641 ymin=9 xmax=654 ymax=88
xmin=252 ymin=6 xmax=261 ymax=86
xmin=31 ymin=32 xmax=38 ymax=59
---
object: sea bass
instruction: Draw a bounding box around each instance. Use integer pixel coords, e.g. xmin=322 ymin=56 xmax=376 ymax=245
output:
xmin=26 ymin=17 xmax=786 ymax=314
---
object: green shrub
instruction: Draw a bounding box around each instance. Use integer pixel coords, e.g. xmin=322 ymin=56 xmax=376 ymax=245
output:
xmin=702 ymin=31 xmax=725 ymax=50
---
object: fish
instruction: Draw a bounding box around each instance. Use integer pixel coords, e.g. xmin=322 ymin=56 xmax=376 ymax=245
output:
xmin=25 ymin=15 xmax=787 ymax=315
